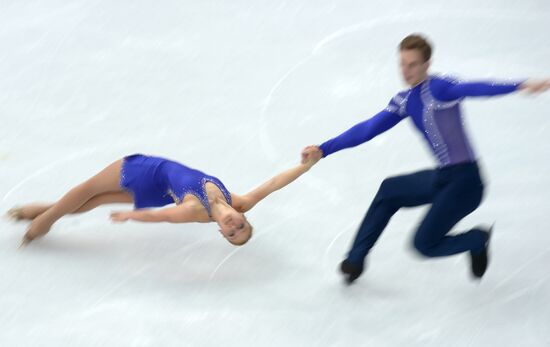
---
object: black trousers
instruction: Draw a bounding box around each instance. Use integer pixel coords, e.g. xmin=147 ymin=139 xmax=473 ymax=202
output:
xmin=346 ymin=161 xmax=486 ymax=265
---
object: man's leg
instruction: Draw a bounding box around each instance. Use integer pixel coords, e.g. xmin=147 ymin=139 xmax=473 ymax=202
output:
xmin=341 ymin=169 xmax=438 ymax=283
xmin=412 ymin=178 xmax=485 ymax=257
xmin=411 ymin=171 xmax=490 ymax=277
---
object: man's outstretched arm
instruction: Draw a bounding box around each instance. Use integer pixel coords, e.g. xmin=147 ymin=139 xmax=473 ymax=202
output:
xmin=432 ymin=77 xmax=550 ymax=101
xmin=310 ymin=109 xmax=405 ymax=160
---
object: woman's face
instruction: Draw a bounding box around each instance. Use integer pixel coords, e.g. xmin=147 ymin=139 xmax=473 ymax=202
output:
xmin=218 ymin=210 xmax=250 ymax=245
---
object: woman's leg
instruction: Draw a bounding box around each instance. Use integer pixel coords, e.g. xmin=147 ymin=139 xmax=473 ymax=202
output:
xmin=9 ymin=191 xmax=133 ymax=220
xmin=22 ymin=159 xmax=126 ymax=244
xmin=8 ymin=204 xmax=51 ymax=221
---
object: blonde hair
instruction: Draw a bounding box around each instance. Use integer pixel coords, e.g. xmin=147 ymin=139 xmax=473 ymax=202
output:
xmin=230 ymin=221 xmax=253 ymax=246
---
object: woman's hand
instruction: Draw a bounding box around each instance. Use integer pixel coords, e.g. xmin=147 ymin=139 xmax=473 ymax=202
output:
xmin=519 ymin=79 xmax=550 ymax=94
xmin=110 ymin=211 xmax=131 ymax=223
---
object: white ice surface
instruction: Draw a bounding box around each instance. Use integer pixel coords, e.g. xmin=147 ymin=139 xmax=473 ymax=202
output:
xmin=1 ymin=1 xmax=549 ymax=346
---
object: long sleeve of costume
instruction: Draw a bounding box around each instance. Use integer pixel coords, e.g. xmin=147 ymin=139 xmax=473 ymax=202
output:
xmin=430 ymin=77 xmax=524 ymax=101
xmin=318 ymin=100 xmax=406 ymax=158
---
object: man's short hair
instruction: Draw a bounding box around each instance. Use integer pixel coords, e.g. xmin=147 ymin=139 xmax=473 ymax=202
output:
xmin=399 ymin=34 xmax=432 ymax=62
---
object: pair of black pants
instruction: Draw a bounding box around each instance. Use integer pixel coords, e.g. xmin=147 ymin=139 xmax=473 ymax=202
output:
xmin=346 ymin=161 xmax=486 ymax=265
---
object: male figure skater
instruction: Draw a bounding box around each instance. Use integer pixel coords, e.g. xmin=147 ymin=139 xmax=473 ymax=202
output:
xmin=302 ymin=34 xmax=550 ymax=284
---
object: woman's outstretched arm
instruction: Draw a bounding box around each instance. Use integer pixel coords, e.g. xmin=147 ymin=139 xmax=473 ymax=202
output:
xmin=234 ymin=154 xmax=321 ymax=213
xmin=110 ymin=204 xmax=200 ymax=223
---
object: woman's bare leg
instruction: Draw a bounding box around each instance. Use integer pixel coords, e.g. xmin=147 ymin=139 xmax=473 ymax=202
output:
xmin=8 ymin=204 xmax=51 ymax=221
xmin=8 ymin=191 xmax=133 ymax=221
xmin=22 ymin=159 xmax=126 ymax=244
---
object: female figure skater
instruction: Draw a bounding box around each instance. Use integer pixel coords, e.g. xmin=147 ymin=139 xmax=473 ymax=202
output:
xmin=8 ymin=152 xmax=322 ymax=246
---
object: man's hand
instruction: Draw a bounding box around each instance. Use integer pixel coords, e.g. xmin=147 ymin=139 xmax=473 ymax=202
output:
xmin=301 ymin=145 xmax=323 ymax=166
xmin=519 ymin=79 xmax=550 ymax=94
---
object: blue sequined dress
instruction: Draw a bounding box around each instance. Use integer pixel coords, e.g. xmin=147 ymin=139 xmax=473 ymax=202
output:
xmin=119 ymin=154 xmax=232 ymax=217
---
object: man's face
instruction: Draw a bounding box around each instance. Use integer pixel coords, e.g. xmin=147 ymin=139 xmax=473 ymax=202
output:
xmin=399 ymin=49 xmax=430 ymax=86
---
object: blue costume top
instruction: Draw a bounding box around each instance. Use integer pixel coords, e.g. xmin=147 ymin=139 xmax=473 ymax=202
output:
xmin=319 ymin=75 xmax=523 ymax=167
xmin=120 ymin=154 xmax=232 ymax=216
